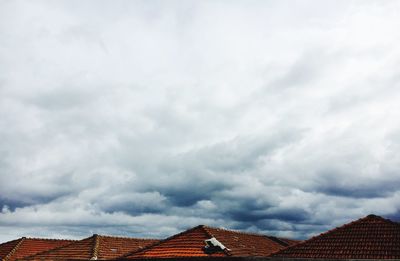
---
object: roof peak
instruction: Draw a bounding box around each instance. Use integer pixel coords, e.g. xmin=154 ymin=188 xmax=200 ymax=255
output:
xmin=315 ymin=214 xmax=396 ymax=238
xmin=365 ymin=214 xmax=384 ymax=219
xmin=359 ymin=214 xmax=398 ymax=224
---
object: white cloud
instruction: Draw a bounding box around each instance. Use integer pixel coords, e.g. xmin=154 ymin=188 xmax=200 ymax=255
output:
xmin=1 ymin=0 xmax=400 ymax=242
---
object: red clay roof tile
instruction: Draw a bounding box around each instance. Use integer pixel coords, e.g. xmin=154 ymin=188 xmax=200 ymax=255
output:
xmin=23 ymin=234 xmax=158 ymax=260
xmin=122 ymin=225 xmax=299 ymax=259
xmin=0 ymin=237 xmax=74 ymax=261
xmin=273 ymin=214 xmax=400 ymax=259
xmin=0 ymin=239 xmax=21 ymax=260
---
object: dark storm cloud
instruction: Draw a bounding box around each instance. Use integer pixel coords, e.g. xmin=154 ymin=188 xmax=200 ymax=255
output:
xmin=1 ymin=0 xmax=400 ymax=242
xmin=315 ymin=180 xmax=400 ymax=199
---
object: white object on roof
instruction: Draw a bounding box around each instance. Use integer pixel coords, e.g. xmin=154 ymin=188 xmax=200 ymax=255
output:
xmin=204 ymin=237 xmax=229 ymax=251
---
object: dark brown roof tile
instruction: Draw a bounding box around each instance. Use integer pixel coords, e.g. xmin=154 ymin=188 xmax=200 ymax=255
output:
xmin=273 ymin=214 xmax=400 ymax=259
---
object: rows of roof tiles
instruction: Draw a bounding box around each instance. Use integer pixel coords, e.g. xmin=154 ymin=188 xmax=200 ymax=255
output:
xmin=272 ymin=214 xmax=400 ymax=260
xmin=0 ymin=238 xmax=74 ymax=261
xmin=121 ymin=225 xmax=297 ymax=259
xmin=123 ymin=226 xmax=228 ymax=259
xmin=1 ymin=214 xmax=400 ymax=260
xmin=23 ymin=235 xmax=159 ymax=261
xmin=1 ymin=226 xmax=295 ymax=261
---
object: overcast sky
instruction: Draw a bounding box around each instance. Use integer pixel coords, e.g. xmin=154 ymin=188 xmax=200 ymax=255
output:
xmin=1 ymin=0 xmax=400 ymax=242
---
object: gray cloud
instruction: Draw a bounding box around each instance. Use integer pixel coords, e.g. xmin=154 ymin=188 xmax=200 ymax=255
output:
xmin=1 ymin=0 xmax=400 ymax=242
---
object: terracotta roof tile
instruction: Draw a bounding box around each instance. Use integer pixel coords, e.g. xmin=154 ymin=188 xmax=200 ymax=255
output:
xmin=273 ymin=214 xmax=400 ymax=259
xmin=0 ymin=239 xmax=21 ymax=260
xmin=97 ymin=235 xmax=159 ymax=259
xmin=23 ymin=234 xmax=158 ymax=260
xmin=0 ymin=237 xmax=74 ymax=261
xmin=122 ymin=225 xmax=299 ymax=259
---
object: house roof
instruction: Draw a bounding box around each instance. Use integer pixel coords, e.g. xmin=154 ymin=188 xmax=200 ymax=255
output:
xmin=122 ymin=225 xmax=299 ymax=259
xmin=0 ymin=237 xmax=74 ymax=261
xmin=273 ymin=214 xmax=400 ymax=259
xmin=25 ymin=234 xmax=159 ymax=260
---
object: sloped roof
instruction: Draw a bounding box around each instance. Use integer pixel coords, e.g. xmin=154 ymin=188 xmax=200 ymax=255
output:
xmin=0 ymin=237 xmax=74 ymax=261
xmin=123 ymin=225 xmax=299 ymax=259
xmin=25 ymin=234 xmax=159 ymax=260
xmin=273 ymin=214 xmax=400 ymax=259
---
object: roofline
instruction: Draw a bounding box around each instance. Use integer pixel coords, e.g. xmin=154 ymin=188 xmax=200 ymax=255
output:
xmin=15 ymin=237 xmax=76 ymax=242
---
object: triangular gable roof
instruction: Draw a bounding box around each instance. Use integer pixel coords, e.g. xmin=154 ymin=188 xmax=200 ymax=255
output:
xmin=0 ymin=237 xmax=74 ymax=261
xmin=273 ymin=214 xmax=400 ymax=260
xmin=25 ymin=234 xmax=159 ymax=260
xmin=122 ymin=225 xmax=298 ymax=259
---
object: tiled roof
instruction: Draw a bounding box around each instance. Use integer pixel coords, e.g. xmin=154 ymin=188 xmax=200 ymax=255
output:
xmin=24 ymin=234 xmax=159 ymax=260
xmin=273 ymin=214 xmax=400 ymax=259
xmin=0 ymin=237 xmax=74 ymax=261
xmin=122 ymin=225 xmax=299 ymax=259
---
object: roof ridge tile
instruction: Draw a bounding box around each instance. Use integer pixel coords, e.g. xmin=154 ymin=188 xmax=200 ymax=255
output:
xmin=90 ymin=234 xmax=100 ymax=260
xmin=22 ymin=237 xmax=76 ymax=242
xmin=4 ymin=237 xmax=24 ymax=260
xmin=94 ymin=234 xmax=156 ymax=241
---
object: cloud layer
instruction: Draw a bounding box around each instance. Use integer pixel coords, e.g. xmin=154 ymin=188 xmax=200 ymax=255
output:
xmin=1 ymin=0 xmax=400 ymax=242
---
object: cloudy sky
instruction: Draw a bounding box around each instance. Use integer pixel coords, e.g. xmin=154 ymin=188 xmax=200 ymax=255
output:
xmin=1 ymin=0 xmax=400 ymax=242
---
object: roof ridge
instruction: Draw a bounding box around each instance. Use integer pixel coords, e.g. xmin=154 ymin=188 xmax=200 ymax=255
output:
xmin=22 ymin=237 xmax=76 ymax=242
xmin=199 ymin=225 xmax=214 ymax=238
xmin=119 ymin=225 xmax=206 ymax=259
xmin=90 ymin=234 xmax=100 ymax=260
xmin=4 ymin=237 xmax=24 ymax=260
